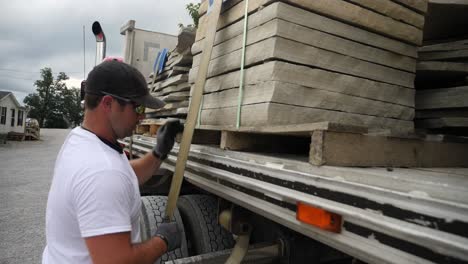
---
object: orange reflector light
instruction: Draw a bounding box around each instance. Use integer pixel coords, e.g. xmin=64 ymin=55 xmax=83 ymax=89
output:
xmin=296 ymin=202 xmax=342 ymax=233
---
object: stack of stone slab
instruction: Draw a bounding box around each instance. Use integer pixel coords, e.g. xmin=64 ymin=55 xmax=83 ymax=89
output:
xmin=415 ymin=0 xmax=468 ymax=136
xmin=189 ymin=0 xmax=429 ymax=134
xmin=146 ymin=27 xmax=196 ymax=119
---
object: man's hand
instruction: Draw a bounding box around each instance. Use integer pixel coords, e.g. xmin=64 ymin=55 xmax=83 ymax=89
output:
xmin=153 ymin=119 xmax=184 ymax=160
xmin=153 ymin=222 xmax=182 ymax=252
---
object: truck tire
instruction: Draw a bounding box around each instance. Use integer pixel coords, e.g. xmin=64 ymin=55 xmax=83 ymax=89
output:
xmin=140 ymin=196 xmax=189 ymax=263
xmin=177 ymin=195 xmax=235 ymax=256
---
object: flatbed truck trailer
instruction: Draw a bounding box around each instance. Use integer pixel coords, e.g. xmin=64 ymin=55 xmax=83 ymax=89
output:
xmin=114 ymin=1 xmax=468 ymax=262
xmin=119 ymin=135 xmax=468 ymax=264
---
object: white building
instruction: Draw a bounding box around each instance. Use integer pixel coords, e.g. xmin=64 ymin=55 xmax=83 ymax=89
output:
xmin=0 ymin=91 xmax=27 ymax=135
xmin=120 ymin=20 xmax=178 ymax=78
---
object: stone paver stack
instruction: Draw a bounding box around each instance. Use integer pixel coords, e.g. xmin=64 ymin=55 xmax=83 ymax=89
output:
xmin=146 ymin=27 xmax=196 ymax=119
xmin=190 ymin=0 xmax=429 ymax=134
xmin=415 ymin=0 xmax=468 ymax=136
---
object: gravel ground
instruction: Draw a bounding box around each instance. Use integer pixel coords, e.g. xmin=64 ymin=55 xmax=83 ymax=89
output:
xmin=0 ymin=129 xmax=70 ymax=264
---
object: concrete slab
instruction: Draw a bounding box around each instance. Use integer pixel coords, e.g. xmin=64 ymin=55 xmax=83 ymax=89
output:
xmin=199 ymin=103 xmax=414 ymax=134
xmin=200 ymin=80 xmax=414 ymax=120
xmin=190 ymin=61 xmax=415 ymax=107
xmin=192 ymin=37 xmax=415 ymax=88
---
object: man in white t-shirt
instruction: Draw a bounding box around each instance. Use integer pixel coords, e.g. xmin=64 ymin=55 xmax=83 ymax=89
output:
xmin=42 ymin=61 xmax=184 ymax=264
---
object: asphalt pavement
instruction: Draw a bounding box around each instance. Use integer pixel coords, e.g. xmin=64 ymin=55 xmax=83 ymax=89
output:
xmin=0 ymin=129 xmax=70 ymax=264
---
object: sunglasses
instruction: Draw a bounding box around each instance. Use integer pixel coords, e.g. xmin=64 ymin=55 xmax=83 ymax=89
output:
xmin=101 ymin=92 xmax=145 ymax=115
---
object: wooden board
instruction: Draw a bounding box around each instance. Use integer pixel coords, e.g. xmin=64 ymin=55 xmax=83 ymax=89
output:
xmin=7 ymin=132 xmax=25 ymax=141
xmin=194 ymin=2 xmax=418 ymax=58
xmin=165 ymin=0 xmax=223 ymax=221
xmin=345 ymin=0 xmax=425 ymax=28
xmin=310 ymin=130 xmax=467 ymax=167
xmin=135 ymin=122 xmax=162 ymax=137
xmin=199 ymin=102 xmax=414 ymax=134
xmin=191 ymin=37 xmax=415 ymax=88
xmin=194 ymin=17 xmax=416 ymax=72
xmin=198 ymin=123 xmax=468 ymax=167
xmin=416 ymin=86 xmax=468 ymax=109
xmin=200 ymin=80 xmax=414 ymax=120
xmin=24 ymin=131 xmax=39 ymax=141
xmin=415 ymin=117 xmax=468 ymax=128
xmin=197 ymin=121 xmax=369 ymax=136
xmin=219 ymin=130 xmax=310 ymax=154
xmin=192 ymin=61 xmax=415 ymax=107
xmin=196 ymin=0 xmax=423 ymax=45
xmin=135 ymin=124 xmax=150 ymax=134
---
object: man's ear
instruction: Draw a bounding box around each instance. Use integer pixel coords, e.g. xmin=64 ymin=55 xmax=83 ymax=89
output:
xmin=100 ymin=95 xmax=113 ymax=112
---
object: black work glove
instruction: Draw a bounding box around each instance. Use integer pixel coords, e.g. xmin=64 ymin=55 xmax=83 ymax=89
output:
xmin=153 ymin=119 xmax=184 ymax=160
xmin=153 ymin=222 xmax=182 ymax=252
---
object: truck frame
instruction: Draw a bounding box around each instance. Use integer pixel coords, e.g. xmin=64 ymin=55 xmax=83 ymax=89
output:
xmin=120 ymin=134 xmax=468 ymax=264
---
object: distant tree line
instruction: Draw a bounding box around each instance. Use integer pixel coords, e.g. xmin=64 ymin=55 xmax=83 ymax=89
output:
xmin=24 ymin=68 xmax=82 ymax=128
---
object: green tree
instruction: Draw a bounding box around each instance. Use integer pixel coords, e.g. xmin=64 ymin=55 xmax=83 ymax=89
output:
xmin=24 ymin=68 xmax=83 ymax=128
xmin=60 ymin=87 xmax=83 ymax=127
xmin=187 ymin=2 xmax=201 ymax=28
xmin=179 ymin=2 xmax=201 ymax=28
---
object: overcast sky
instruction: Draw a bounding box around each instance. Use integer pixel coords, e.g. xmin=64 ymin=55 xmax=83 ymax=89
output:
xmin=0 ymin=0 xmax=198 ymax=103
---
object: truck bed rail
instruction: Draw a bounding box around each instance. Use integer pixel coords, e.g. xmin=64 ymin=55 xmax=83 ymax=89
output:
xmin=120 ymin=135 xmax=468 ymax=264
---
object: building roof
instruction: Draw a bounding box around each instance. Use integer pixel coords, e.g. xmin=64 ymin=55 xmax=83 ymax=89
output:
xmin=0 ymin=91 xmax=11 ymax=100
xmin=0 ymin=91 xmax=26 ymax=110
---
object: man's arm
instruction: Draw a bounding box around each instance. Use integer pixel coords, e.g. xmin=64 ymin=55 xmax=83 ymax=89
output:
xmin=130 ymin=152 xmax=161 ymax=185
xmin=130 ymin=120 xmax=183 ymax=186
xmin=85 ymin=232 xmax=167 ymax=264
xmin=85 ymin=222 xmax=180 ymax=264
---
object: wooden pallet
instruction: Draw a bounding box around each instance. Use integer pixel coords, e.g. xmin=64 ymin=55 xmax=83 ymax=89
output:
xmin=192 ymin=122 xmax=468 ymax=167
xmin=135 ymin=120 xmax=166 ymax=137
xmin=24 ymin=133 xmax=39 ymax=141
xmin=7 ymin=132 xmax=25 ymax=141
xmin=24 ymin=127 xmax=40 ymax=140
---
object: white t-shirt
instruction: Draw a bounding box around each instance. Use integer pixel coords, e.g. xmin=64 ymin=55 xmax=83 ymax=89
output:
xmin=42 ymin=127 xmax=141 ymax=264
